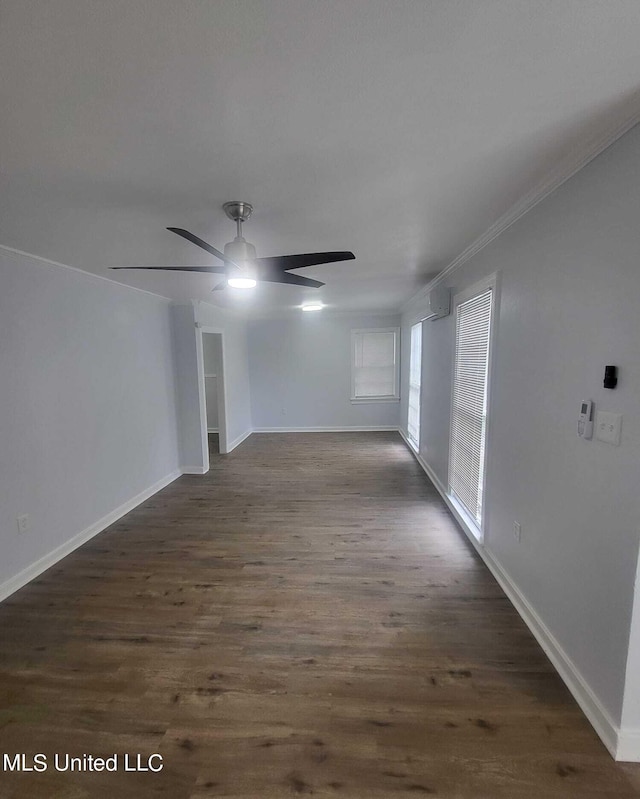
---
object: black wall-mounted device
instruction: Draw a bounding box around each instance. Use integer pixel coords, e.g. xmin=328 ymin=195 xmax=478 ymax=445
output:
xmin=604 ymin=365 xmax=618 ymax=389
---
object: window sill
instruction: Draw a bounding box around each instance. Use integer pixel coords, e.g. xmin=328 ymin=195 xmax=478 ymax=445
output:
xmin=448 ymin=492 xmax=483 ymax=543
xmin=350 ymin=397 xmax=400 ymax=404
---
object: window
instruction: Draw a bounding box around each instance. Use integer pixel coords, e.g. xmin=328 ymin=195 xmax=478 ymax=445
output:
xmin=407 ymin=322 xmax=422 ymax=449
xmin=449 ymin=285 xmax=493 ymax=535
xmin=351 ymin=328 xmax=400 ymax=402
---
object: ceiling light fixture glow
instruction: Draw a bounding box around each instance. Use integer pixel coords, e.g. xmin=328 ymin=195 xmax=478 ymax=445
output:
xmin=302 ymin=303 xmax=323 ymax=312
xmin=227 ymin=277 xmax=257 ymax=288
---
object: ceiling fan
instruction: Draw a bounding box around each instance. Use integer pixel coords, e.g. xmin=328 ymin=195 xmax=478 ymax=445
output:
xmin=110 ymin=201 xmax=355 ymax=290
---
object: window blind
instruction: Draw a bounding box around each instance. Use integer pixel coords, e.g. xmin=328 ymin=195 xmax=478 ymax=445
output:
xmin=449 ymin=288 xmax=493 ymax=526
xmin=407 ymin=322 xmax=422 ymax=447
xmin=352 ymin=329 xmax=398 ymax=399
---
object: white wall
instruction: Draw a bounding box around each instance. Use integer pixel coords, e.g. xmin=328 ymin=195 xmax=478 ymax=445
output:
xmin=400 ymin=123 xmax=640 ymax=753
xmin=0 ymin=247 xmax=181 ymax=595
xmin=171 ymin=303 xmax=207 ymax=471
xmin=248 ymin=313 xmax=401 ymax=430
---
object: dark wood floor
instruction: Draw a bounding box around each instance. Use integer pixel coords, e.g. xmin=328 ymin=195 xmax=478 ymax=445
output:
xmin=1 ymin=432 xmax=639 ymax=798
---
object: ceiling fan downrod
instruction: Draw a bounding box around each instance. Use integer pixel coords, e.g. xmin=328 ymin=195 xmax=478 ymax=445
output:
xmin=222 ymin=202 xmax=256 ymax=269
xmin=223 ymin=201 xmax=253 ymax=241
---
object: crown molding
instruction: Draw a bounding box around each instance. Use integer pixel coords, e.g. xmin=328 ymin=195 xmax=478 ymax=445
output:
xmin=0 ymin=243 xmax=171 ymax=302
xmin=402 ymin=102 xmax=640 ymax=314
xmin=193 ymin=298 xmax=248 ymax=320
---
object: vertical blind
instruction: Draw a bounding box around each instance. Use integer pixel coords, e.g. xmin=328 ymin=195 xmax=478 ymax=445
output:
xmin=449 ymin=288 xmax=493 ymax=526
xmin=407 ymin=322 xmax=422 ymax=446
xmin=352 ymin=329 xmax=398 ymax=398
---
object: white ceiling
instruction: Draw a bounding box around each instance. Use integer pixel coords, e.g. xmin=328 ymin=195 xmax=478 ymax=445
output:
xmin=2 ymin=0 xmax=640 ymax=314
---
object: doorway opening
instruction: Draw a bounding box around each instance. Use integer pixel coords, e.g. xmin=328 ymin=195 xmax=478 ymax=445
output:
xmin=199 ymin=330 xmax=228 ymax=464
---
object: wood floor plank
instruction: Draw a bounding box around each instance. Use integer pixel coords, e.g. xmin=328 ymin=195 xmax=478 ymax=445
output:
xmin=0 ymin=431 xmax=638 ymax=797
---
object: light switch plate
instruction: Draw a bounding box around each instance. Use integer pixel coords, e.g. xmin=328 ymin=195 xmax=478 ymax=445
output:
xmin=595 ymin=411 xmax=622 ymax=446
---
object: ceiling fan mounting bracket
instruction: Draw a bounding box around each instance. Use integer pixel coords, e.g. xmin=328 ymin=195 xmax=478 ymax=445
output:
xmin=223 ymin=201 xmax=253 ymax=224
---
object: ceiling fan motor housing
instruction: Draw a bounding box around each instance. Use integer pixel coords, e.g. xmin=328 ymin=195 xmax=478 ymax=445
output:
xmin=224 ymin=236 xmax=257 ymax=266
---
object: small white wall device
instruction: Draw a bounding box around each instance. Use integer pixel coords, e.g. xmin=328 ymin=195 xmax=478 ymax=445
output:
xmin=423 ymin=287 xmax=451 ymax=320
xmin=577 ymin=400 xmax=594 ymax=439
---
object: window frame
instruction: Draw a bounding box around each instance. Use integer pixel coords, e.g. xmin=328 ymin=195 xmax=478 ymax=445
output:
xmin=350 ymin=327 xmax=401 ymax=403
xmin=407 ymin=321 xmax=422 ymax=451
xmin=447 ymin=274 xmax=499 ymax=542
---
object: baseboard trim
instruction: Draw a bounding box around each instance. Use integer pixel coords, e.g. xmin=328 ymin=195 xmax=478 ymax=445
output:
xmin=226 ymin=428 xmax=253 ymax=453
xmin=488 ymin=550 xmax=621 ymax=759
xmin=0 ymin=468 xmax=182 ymax=604
xmin=214 ymin=426 xmax=399 ymax=456
xmin=616 ymin=728 xmax=640 ymax=762
xmin=252 ymin=426 xmax=400 ymax=433
xmin=181 ymin=465 xmax=209 ymax=475
xmin=398 ymin=430 xmax=622 ymax=760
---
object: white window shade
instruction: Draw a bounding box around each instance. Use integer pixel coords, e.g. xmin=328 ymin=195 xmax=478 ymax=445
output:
xmin=351 ymin=328 xmax=399 ymax=401
xmin=449 ymin=288 xmax=493 ymax=527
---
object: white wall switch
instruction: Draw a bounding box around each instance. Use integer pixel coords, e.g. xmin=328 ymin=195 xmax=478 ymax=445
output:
xmin=595 ymin=411 xmax=622 ymax=446
xmin=17 ymin=514 xmax=29 ymax=534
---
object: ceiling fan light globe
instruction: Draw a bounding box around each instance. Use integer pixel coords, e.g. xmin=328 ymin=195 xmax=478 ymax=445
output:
xmin=227 ymin=277 xmax=257 ymax=289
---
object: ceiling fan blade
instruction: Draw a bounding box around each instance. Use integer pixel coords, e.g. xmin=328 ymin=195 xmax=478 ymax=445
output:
xmin=167 ymin=227 xmax=241 ymax=270
xmin=110 ymin=265 xmax=226 ymax=273
xmin=259 ymin=272 xmax=325 ymax=288
xmin=255 ymin=251 xmax=355 ymax=271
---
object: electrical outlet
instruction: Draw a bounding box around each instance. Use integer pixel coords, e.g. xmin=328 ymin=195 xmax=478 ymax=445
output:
xmin=17 ymin=514 xmax=29 ymax=534
xmin=595 ymin=411 xmax=622 ymax=446
xmin=513 ymin=521 xmax=521 ymax=543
